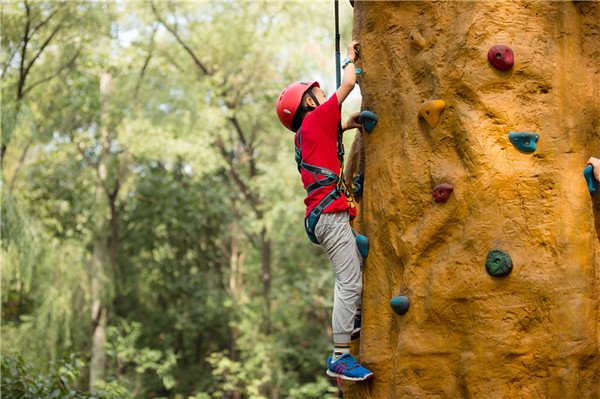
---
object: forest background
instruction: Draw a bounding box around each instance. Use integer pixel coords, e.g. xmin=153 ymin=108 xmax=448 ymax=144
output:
xmin=0 ymin=1 xmax=361 ymax=398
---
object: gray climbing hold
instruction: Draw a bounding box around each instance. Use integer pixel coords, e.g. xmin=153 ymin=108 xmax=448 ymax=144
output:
xmin=485 ymin=249 xmax=513 ymax=277
xmin=390 ymin=295 xmax=410 ymax=315
xmin=509 ymin=131 xmax=540 ymax=153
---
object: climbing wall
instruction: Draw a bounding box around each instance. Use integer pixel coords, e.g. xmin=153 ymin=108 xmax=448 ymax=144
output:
xmin=345 ymin=1 xmax=600 ymax=397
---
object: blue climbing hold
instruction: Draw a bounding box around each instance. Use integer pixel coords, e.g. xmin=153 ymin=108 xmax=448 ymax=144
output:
xmin=390 ymin=296 xmax=410 ymax=315
xmin=584 ymin=164 xmax=598 ymax=195
xmin=352 ymin=175 xmax=364 ymax=197
xmin=356 ymin=235 xmax=369 ymax=258
xmin=360 ymin=111 xmax=378 ymax=133
xmin=509 ymin=131 xmax=540 ymax=153
xmin=355 ymin=68 xmax=362 ymax=74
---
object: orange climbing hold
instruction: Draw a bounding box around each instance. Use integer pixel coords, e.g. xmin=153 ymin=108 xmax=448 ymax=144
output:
xmin=418 ymin=100 xmax=445 ymax=128
xmin=409 ymin=29 xmax=426 ymax=49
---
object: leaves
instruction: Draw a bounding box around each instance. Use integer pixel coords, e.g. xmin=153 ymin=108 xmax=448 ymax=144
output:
xmin=1 ymin=1 xmax=356 ymax=397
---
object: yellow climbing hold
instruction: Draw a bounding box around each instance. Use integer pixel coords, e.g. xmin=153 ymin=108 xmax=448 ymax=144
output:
xmin=409 ymin=30 xmax=426 ymax=49
xmin=418 ymin=100 xmax=445 ymax=128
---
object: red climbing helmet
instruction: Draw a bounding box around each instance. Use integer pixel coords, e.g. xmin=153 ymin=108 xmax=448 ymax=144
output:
xmin=276 ymin=80 xmax=320 ymax=131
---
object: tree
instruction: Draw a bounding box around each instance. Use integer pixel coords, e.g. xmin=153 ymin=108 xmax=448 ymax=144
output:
xmin=2 ymin=1 xmax=356 ymax=397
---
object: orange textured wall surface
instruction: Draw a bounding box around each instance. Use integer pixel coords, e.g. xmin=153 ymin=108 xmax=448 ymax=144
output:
xmin=344 ymin=1 xmax=600 ymax=397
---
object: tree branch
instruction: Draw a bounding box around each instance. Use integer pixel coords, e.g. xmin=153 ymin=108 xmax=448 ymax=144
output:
xmin=1 ymin=46 xmax=19 ymax=78
xmin=18 ymin=1 xmax=32 ymax=99
xmin=30 ymin=7 xmax=60 ymax=36
xmin=227 ymin=116 xmax=258 ymax=178
xmin=214 ymin=137 xmax=262 ymax=218
xmin=23 ymin=23 xmax=62 ymax=80
xmin=20 ymin=47 xmax=81 ymax=98
xmin=228 ymin=116 xmax=248 ymax=147
xmin=8 ymin=138 xmax=33 ymax=192
xmin=150 ymin=2 xmax=212 ymax=76
xmin=134 ymin=27 xmax=157 ymax=104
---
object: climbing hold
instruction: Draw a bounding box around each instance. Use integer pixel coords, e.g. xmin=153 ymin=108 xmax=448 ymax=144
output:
xmin=509 ymin=131 xmax=540 ymax=153
xmin=433 ymin=183 xmax=454 ymax=203
xmin=355 ymin=68 xmax=362 ymax=74
xmin=352 ymin=174 xmax=364 ymax=197
xmin=356 ymin=235 xmax=369 ymax=258
xmin=360 ymin=110 xmax=378 ymax=133
xmin=390 ymin=296 xmax=410 ymax=315
xmin=584 ymin=164 xmax=599 ymax=195
xmin=409 ymin=29 xmax=426 ymax=49
xmin=487 ymin=45 xmax=514 ymax=71
xmin=418 ymin=100 xmax=445 ymax=129
xmin=485 ymin=249 xmax=513 ymax=277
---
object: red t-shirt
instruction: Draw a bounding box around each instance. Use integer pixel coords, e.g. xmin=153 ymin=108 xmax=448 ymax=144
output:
xmin=295 ymin=93 xmax=357 ymax=219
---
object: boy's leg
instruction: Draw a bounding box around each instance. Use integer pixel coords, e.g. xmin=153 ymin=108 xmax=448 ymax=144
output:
xmin=315 ymin=212 xmax=363 ymax=346
xmin=315 ymin=212 xmax=373 ymax=381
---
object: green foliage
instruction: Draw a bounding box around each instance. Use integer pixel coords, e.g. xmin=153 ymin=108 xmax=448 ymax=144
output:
xmin=1 ymin=1 xmax=356 ymax=397
xmin=1 ymin=353 xmax=128 ymax=398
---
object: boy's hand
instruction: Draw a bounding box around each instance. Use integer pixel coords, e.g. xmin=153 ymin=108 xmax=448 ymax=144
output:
xmin=347 ymin=40 xmax=360 ymax=60
xmin=588 ymin=157 xmax=600 ymax=182
xmin=342 ymin=112 xmax=362 ymax=131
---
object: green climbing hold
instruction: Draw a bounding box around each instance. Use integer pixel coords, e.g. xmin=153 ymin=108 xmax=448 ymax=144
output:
xmin=509 ymin=131 xmax=540 ymax=153
xmin=360 ymin=110 xmax=378 ymax=133
xmin=485 ymin=249 xmax=513 ymax=277
xmin=390 ymin=295 xmax=410 ymax=315
xmin=584 ymin=164 xmax=598 ymax=195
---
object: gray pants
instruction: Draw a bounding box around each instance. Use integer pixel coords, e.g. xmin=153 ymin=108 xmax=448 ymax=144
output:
xmin=314 ymin=212 xmax=363 ymax=344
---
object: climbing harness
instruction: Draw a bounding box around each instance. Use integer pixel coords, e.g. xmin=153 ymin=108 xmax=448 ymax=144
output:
xmin=295 ymin=126 xmax=355 ymax=244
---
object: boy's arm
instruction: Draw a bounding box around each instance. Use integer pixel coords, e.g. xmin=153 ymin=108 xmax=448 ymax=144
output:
xmin=341 ymin=112 xmax=361 ymax=132
xmin=336 ymin=40 xmax=360 ymax=106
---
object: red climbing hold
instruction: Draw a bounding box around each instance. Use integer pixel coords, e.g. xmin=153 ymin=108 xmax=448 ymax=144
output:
xmin=433 ymin=183 xmax=454 ymax=203
xmin=487 ymin=45 xmax=514 ymax=71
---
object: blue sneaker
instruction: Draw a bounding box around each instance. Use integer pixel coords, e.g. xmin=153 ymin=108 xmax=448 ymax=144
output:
xmin=351 ymin=315 xmax=361 ymax=340
xmin=327 ymin=353 xmax=374 ymax=381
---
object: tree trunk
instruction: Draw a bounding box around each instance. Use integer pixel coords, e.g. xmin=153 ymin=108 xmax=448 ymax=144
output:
xmin=228 ymin=209 xmax=243 ymax=399
xmin=89 ymin=72 xmax=114 ymax=389
xmin=261 ymin=228 xmax=272 ymax=333
xmin=346 ymin=1 xmax=600 ymax=397
xmin=89 ymin=184 xmax=108 ymax=388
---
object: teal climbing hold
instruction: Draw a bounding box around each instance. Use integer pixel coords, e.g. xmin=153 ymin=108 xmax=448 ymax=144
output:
xmin=485 ymin=249 xmax=513 ymax=277
xmin=509 ymin=131 xmax=540 ymax=153
xmin=352 ymin=174 xmax=364 ymax=197
xmin=584 ymin=164 xmax=598 ymax=195
xmin=390 ymin=295 xmax=410 ymax=315
xmin=360 ymin=110 xmax=378 ymax=133
xmin=355 ymin=68 xmax=362 ymax=74
xmin=356 ymin=235 xmax=369 ymax=258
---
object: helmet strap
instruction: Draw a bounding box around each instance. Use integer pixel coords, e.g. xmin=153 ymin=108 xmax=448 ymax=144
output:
xmin=301 ymin=88 xmax=320 ymax=112
xmin=307 ymin=89 xmax=321 ymax=108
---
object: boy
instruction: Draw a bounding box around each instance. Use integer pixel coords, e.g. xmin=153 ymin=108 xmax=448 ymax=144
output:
xmin=276 ymin=40 xmax=373 ymax=381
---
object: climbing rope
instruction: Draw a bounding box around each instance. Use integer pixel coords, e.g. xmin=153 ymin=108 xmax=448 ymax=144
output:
xmin=333 ymin=0 xmax=356 ymax=210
